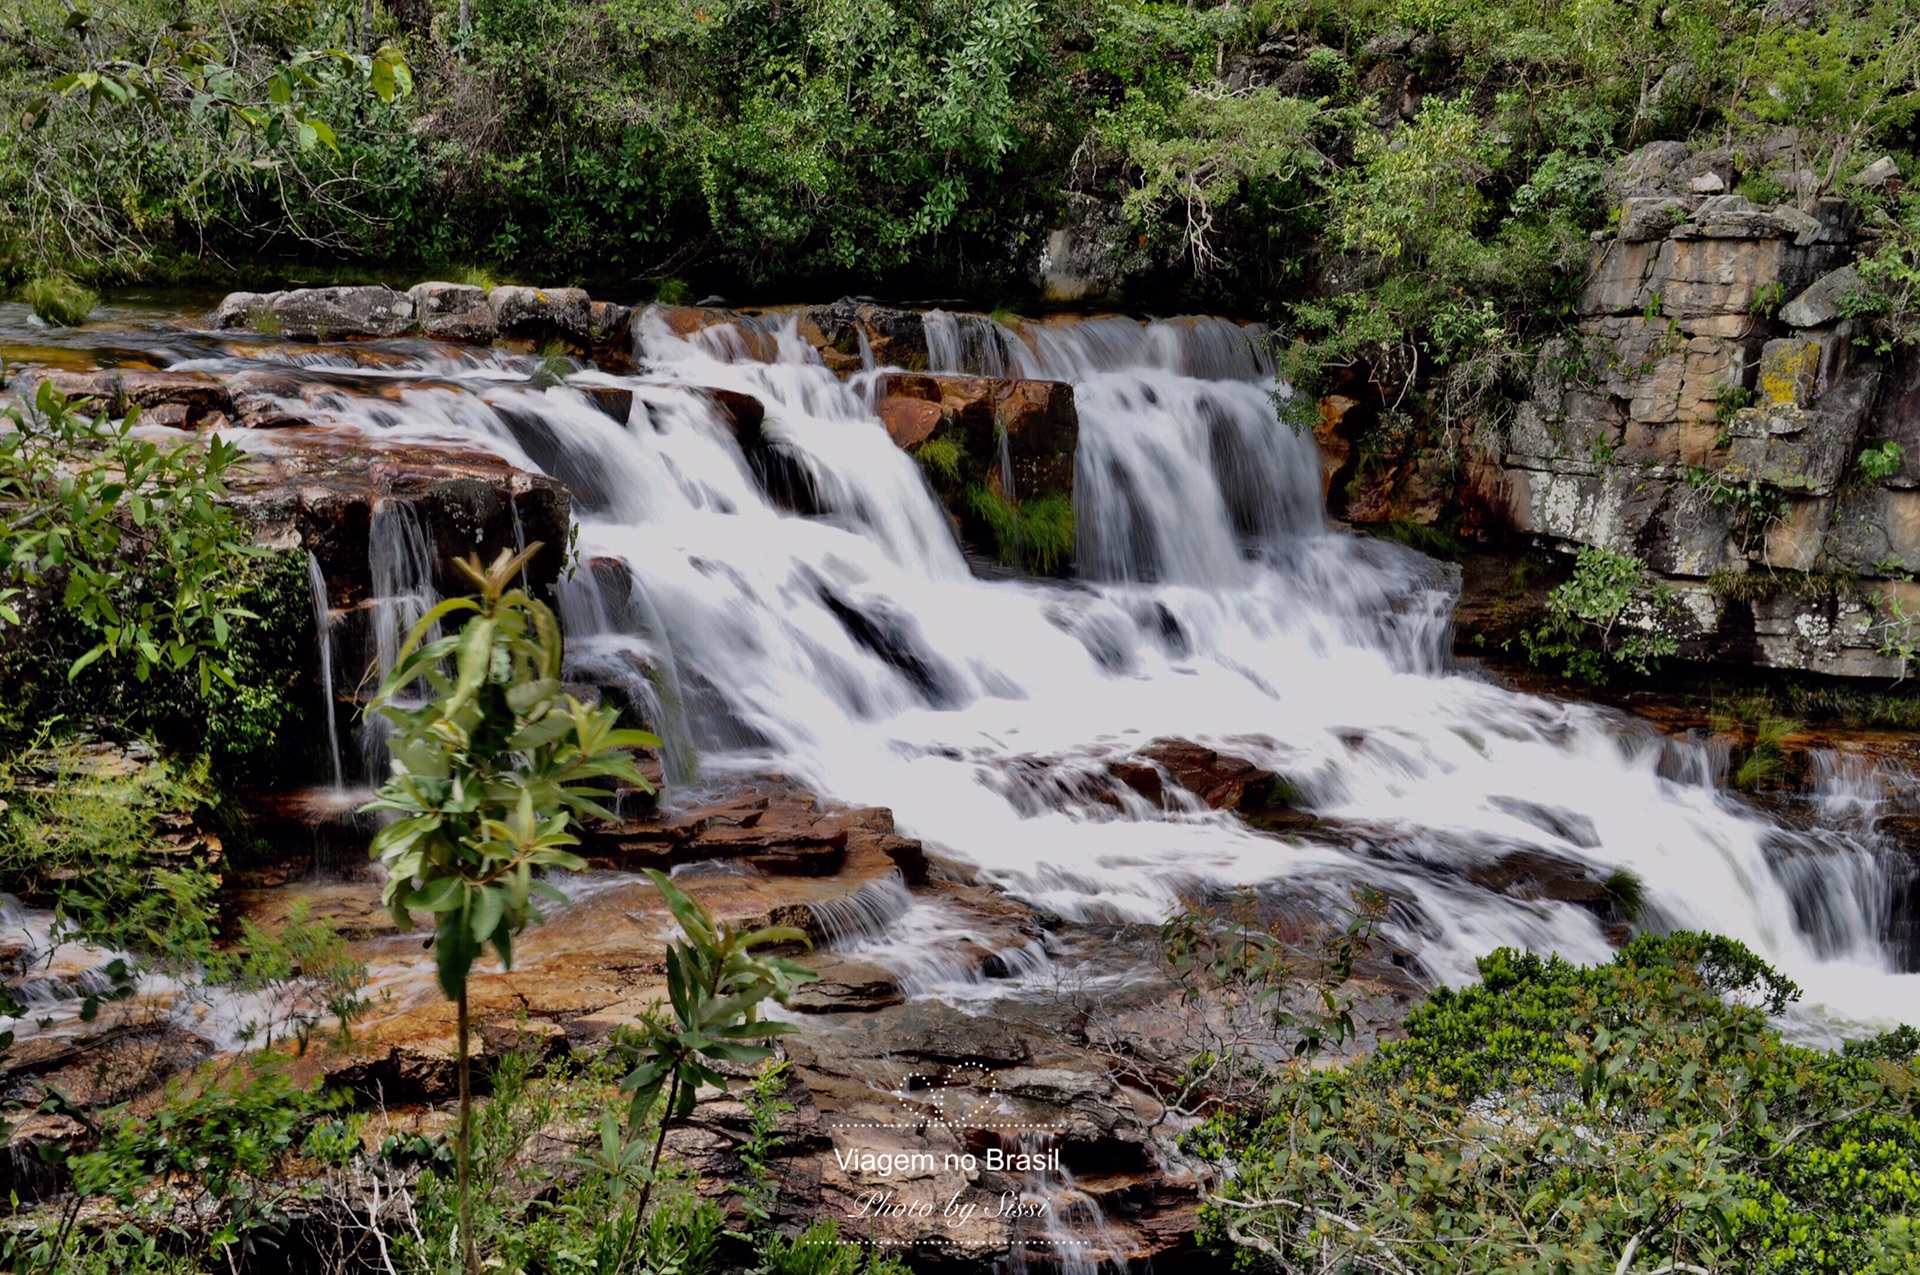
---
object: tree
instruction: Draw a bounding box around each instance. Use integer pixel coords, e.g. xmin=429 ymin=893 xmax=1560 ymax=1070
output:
xmin=363 ymin=544 xmax=659 ymax=1275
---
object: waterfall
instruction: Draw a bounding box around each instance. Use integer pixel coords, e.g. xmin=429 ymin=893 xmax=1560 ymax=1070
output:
xmin=925 ymin=309 xmax=1012 ymax=377
xmin=170 ymin=305 xmax=1918 ymax=1043
xmin=357 ymin=499 xmax=442 ymax=779
xmin=306 ymin=551 xmax=345 ymax=790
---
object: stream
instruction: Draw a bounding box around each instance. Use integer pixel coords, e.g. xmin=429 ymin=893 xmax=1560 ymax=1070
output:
xmin=3 ymin=295 xmax=1916 ymax=1047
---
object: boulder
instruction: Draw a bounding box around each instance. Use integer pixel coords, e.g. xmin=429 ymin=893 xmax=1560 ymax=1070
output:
xmin=209 ymin=290 xmax=279 ymax=330
xmin=876 ymin=395 xmax=942 ymax=449
xmin=238 ymin=286 xmax=415 ymax=340
xmin=1779 ymin=265 xmax=1861 ymax=329
xmin=1111 ymin=739 xmax=1307 ymax=828
xmin=702 ymin=387 xmax=767 ymax=446
xmin=1618 ymin=196 xmax=1696 ymax=242
xmin=220 ymin=429 xmax=572 ymax=607
xmin=795 ymin=299 xmax=929 ymax=372
xmin=1852 ymin=156 xmax=1901 ymax=188
xmin=406 ymin=281 xmax=496 ymax=342
xmin=15 ymin=367 xmax=232 ymax=427
xmin=219 ymin=367 xmax=317 ymax=429
xmin=1465 ymin=850 xmax=1614 ymax=910
xmin=1674 ymin=194 xmax=1822 ymax=244
xmin=577 ymin=385 xmax=633 ymax=424
xmin=588 ymin=299 xmax=633 ymax=347
xmin=875 ymin=372 xmax=1079 ymax=501
xmin=487 ymin=286 xmax=593 ymax=344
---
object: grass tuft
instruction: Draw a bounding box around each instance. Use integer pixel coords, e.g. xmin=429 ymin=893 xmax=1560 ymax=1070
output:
xmin=21 ymin=273 xmax=98 ymax=326
xmin=915 ymin=435 xmax=963 ymax=484
xmin=965 ymin=485 xmax=1074 ymax=574
xmin=1603 ymin=868 xmax=1648 ymax=926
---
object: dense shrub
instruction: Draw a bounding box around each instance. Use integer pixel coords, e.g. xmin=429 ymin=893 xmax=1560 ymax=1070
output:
xmin=1190 ymin=933 xmax=1920 ymax=1274
xmin=2 ymin=0 xmax=1911 ymax=320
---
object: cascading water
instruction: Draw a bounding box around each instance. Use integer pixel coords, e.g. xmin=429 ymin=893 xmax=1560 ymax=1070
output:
xmin=307 ymin=551 xmax=346 ymax=790
xmin=170 ymin=305 xmax=1917 ymax=1041
xmin=356 ymin=499 xmax=443 ymax=778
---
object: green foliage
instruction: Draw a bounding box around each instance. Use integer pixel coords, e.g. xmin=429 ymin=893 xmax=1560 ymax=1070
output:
xmin=914 ymin=434 xmax=964 ymax=484
xmin=365 ymin=542 xmax=658 ymax=1274
xmin=0 ymin=381 xmax=261 ymax=693
xmin=5 ymin=1054 xmax=350 ymax=1273
xmin=1101 ymin=85 xmax=1329 ymax=271
xmin=1712 ymin=698 xmax=1801 ymax=792
xmin=1192 ymin=933 xmax=1920 ymax=1275
xmin=1375 ymin=518 xmax=1466 ymax=561
xmin=607 ymin=869 xmax=815 ymax=1232
xmin=1164 ymin=886 xmax=1385 ymax=1061
xmin=0 ymin=0 xmax=412 ymax=280
xmin=2 ymin=0 xmax=1913 ymax=315
xmin=0 ymin=543 xmax=310 ymax=776
xmin=617 ymin=869 xmax=815 ymax=1130
xmin=0 ymin=735 xmax=370 ymax=1075
xmin=735 ymin=1061 xmax=794 ymax=1233
xmin=964 ymin=485 xmax=1075 ymax=574
xmin=365 ymin=544 xmax=658 ymax=999
xmin=755 ymin=1220 xmax=913 ymax=1274
xmin=0 ymin=737 xmax=219 ymax=963
xmin=1849 ymin=188 xmax=1920 ymax=353
xmin=18 ymin=273 xmax=96 ymax=325
xmin=1857 ymin=439 xmax=1907 ymax=485
xmin=1522 ymin=546 xmax=1679 ymax=684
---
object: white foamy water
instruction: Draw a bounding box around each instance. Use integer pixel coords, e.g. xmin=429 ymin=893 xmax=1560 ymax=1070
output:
xmin=174 ymin=306 xmax=1919 ymax=1042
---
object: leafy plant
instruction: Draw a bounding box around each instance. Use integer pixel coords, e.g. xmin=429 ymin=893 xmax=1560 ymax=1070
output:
xmin=734 ymin=1061 xmax=793 ymax=1235
xmin=1857 ymin=440 xmax=1906 ymax=485
xmin=363 ymin=542 xmax=659 ymax=1274
xmin=1523 ymin=546 xmax=1680 ymax=684
xmin=1713 ymin=381 xmax=1756 ymax=423
xmin=756 ymin=1220 xmax=912 ymax=1274
xmin=0 ymin=381 xmax=261 ymax=692
xmin=610 ymin=868 xmax=816 ymax=1239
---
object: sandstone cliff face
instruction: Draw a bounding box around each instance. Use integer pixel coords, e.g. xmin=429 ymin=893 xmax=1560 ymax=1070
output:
xmin=1492 ymin=145 xmax=1918 ymax=678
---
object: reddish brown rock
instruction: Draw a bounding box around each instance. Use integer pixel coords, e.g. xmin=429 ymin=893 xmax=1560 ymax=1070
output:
xmin=873 ymin=372 xmax=1079 ymax=501
xmin=1315 ymin=394 xmax=1360 ymax=500
xmin=652 ymin=305 xmax=738 ymax=338
xmin=221 ymin=429 xmax=571 ymax=607
xmin=702 ymin=387 xmax=766 ymax=446
xmin=877 ymin=394 xmax=942 ymax=448
xmin=1117 ymin=739 xmax=1309 ymax=829
xmin=19 ymin=367 xmax=233 ymax=427
xmin=578 ymin=385 xmax=633 ymax=424
xmin=1465 ymin=849 xmax=1616 ymax=911
xmin=577 ymin=777 xmax=927 ymax=883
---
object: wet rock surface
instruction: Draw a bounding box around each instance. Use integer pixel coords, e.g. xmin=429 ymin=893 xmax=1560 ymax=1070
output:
xmin=875 ymin=372 xmax=1080 ymax=502
xmin=214 ymin=778 xmax=1241 ymax=1269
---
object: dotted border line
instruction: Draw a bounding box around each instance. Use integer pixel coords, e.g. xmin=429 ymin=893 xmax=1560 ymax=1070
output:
xmin=827 ymin=1070 xmax=1063 ymax=1134
xmin=822 ymin=1240 xmax=1093 ymax=1249
xmin=825 ymin=1122 xmax=1065 ymax=1130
